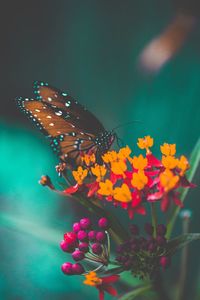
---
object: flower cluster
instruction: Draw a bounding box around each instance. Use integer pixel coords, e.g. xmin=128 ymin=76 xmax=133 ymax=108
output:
xmin=60 ymin=217 xmax=111 ymax=276
xmin=116 ymin=223 xmax=171 ymax=279
xmin=63 ymin=136 xmax=193 ymax=218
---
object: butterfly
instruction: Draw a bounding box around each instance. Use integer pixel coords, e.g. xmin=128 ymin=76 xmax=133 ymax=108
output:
xmin=16 ymin=81 xmax=115 ymax=168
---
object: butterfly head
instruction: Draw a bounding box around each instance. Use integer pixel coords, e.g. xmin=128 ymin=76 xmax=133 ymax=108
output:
xmin=95 ymin=131 xmax=116 ymax=154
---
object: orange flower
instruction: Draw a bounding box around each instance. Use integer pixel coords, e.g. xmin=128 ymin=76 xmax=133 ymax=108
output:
xmin=178 ymin=155 xmax=190 ymax=176
xmin=113 ymin=184 xmax=132 ymax=203
xmin=82 ymin=153 xmax=96 ymax=166
xmin=84 ymin=272 xmax=102 ymax=286
xmin=102 ymin=150 xmax=118 ymax=163
xmin=160 ymin=169 xmax=179 ymax=192
xmin=137 ymin=136 xmax=153 ymax=154
xmin=91 ymin=164 xmax=107 ymax=182
xmin=111 ymin=160 xmax=127 ymax=177
xmin=72 ymin=166 xmax=88 ymax=185
xmin=162 ymin=155 xmax=178 ymax=169
xmin=84 ymin=272 xmax=119 ymax=300
xmin=132 ymin=154 xmax=148 ymax=170
xmin=98 ymin=180 xmax=114 ymax=196
xmin=118 ymin=146 xmax=132 ymax=160
xmin=160 ymin=143 xmax=176 ymax=156
xmin=131 ymin=171 xmax=148 ymax=190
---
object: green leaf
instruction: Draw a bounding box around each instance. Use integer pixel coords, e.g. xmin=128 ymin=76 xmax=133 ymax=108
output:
xmin=166 ymin=138 xmax=200 ymax=238
xmin=120 ymin=272 xmax=143 ymax=287
xmin=119 ymin=284 xmax=152 ymax=300
xmin=166 ymin=233 xmax=200 ymax=255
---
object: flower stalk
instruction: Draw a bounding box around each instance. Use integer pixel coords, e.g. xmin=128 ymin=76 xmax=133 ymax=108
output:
xmin=150 ymin=203 xmax=158 ymax=238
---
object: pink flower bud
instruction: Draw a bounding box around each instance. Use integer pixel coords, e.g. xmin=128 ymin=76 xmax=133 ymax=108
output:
xmin=80 ymin=218 xmax=91 ymax=230
xmin=72 ymin=263 xmax=85 ymax=275
xmin=96 ymin=231 xmax=106 ymax=242
xmin=77 ymin=230 xmax=88 ymax=241
xmin=73 ymin=222 xmax=81 ymax=233
xmin=91 ymin=243 xmax=102 ymax=255
xmin=60 ymin=240 xmax=74 ymax=253
xmin=160 ymin=256 xmax=171 ymax=269
xmin=72 ymin=250 xmax=85 ymax=261
xmin=61 ymin=262 xmax=73 ymax=275
xmin=79 ymin=242 xmax=89 ymax=253
xmin=98 ymin=217 xmax=109 ymax=230
xmin=64 ymin=232 xmax=77 ymax=247
xmin=156 ymin=224 xmax=167 ymax=236
xmin=88 ymin=230 xmax=96 ymax=241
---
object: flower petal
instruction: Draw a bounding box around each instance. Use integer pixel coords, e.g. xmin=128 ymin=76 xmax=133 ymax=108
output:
xmin=101 ymin=275 xmax=120 ymax=284
xmin=98 ymin=288 xmax=105 ymax=300
xmin=63 ymin=184 xmax=79 ymax=194
xmin=180 ymin=176 xmax=196 ymax=188
xmin=87 ymin=182 xmax=99 ymax=197
xmin=147 ymin=191 xmax=163 ymax=201
xmin=173 ymin=196 xmax=184 ymax=208
xmin=135 ymin=206 xmax=146 ymax=215
xmin=147 ymin=154 xmax=162 ymax=168
xmin=103 ymin=285 xmax=118 ymax=296
xmin=161 ymin=195 xmax=170 ymax=212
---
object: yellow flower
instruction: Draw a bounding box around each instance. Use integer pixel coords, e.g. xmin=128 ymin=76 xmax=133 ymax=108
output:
xmin=160 ymin=143 xmax=176 ymax=156
xmin=84 ymin=271 xmax=102 ymax=287
xmin=131 ymin=171 xmax=148 ymax=190
xmin=72 ymin=166 xmax=88 ymax=185
xmin=160 ymin=169 xmax=179 ymax=192
xmin=111 ymin=160 xmax=127 ymax=177
xmin=132 ymin=154 xmax=148 ymax=170
xmin=102 ymin=150 xmax=118 ymax=163
xmin=178 ymin=155 xmax=190 ymax=176
xmin=98 ymin=180 xmax=114 ymax=196
xmin=162 ymin=155 xmax=178 ymax=169
xmin=113 ymin=184 xmax=132 ymax=203
xmin=81 ymin=153 xmax=96 ymax=166
xmin=91 ymin=164 xmax=107 ymax=182
xmin=137 ymin=136 xmax=153 ymax=153
xmin=118 ymin=146 xmax=132 ymax=160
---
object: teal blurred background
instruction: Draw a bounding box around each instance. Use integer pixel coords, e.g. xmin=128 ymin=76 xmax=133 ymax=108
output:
xmin=0 ymin=1 xmax=200 ymax=299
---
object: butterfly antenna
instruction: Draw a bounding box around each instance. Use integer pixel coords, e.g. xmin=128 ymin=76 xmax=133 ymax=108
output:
xmin=112 ymin=120 xmax=142 ymax=131
xmin=116 ymin=135 xmax=125 ymax=148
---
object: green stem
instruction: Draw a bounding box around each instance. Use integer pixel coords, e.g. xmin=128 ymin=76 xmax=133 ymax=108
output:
xmin=108 ymin=260 xmax=120 ymax=266
xmin=150 ymin=203 xmax=158 ymax=237
xmin=119 ymin=284 xmax=152 ymax=300
xmin=166 ymin=138 xmax=200 ymax=239
xmin=153 ymin=270 xmax=170 ymax=300
xmin=176 ymin=216 xmax=190 ymax=300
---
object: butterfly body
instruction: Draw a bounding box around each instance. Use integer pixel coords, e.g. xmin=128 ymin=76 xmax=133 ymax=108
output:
xmin=16 ymin=81 xmax=115 ymax=167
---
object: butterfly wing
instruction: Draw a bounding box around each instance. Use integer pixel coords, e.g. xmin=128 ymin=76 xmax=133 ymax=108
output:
xmin=16 ymin=81 xmax=110 ymax=167
xmin=33 ymin=81 xmax=105 ymax=135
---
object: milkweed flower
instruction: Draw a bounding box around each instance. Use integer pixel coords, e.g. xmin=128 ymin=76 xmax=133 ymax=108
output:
xmin=115 ymin=223 xmax=171 ymax=278
xmin=84 ymin=272 xmax=119 ymax=300
xmin=60 ymin=217 xmax=111 ymax=275
xmin=41 ymin=137 xmax=194 ymax=218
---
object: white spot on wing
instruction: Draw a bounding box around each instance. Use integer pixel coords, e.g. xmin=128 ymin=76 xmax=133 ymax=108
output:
xmin=49 ymin=123 xmax=54 ymax=126
xmin=55 ymin=111 xmax=62 ymax=116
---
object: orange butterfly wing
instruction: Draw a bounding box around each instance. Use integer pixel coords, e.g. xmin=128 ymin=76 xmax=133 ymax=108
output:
xmin=16 ymin=81 xmax=110 ymax=166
